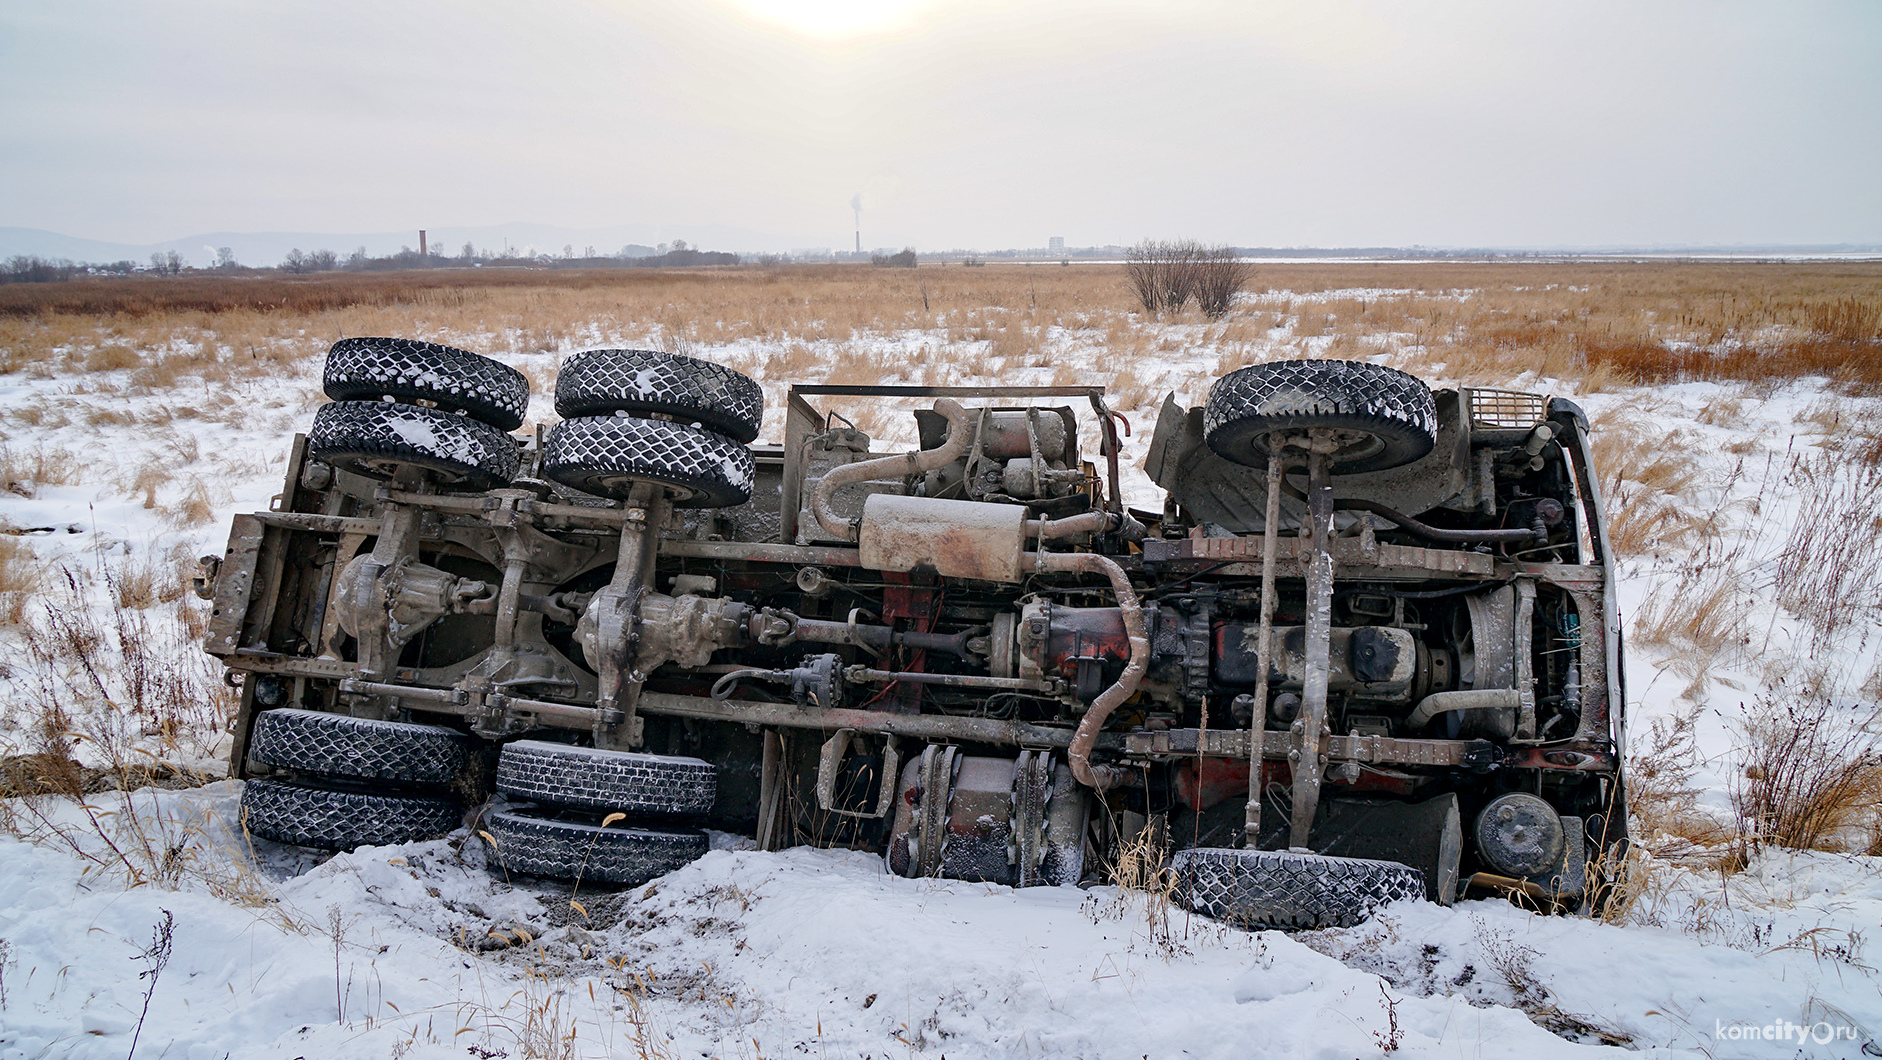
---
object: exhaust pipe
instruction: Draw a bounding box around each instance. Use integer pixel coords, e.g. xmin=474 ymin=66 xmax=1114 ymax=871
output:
xmin=1034 ymin=549 xmax=1149 ymax=791
xmin=812 ymin=398 xmax=974 ymax=542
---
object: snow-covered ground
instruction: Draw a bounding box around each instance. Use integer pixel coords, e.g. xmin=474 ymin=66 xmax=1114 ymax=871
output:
xmin=3 ymin=295 xmax=1880 ymax=1057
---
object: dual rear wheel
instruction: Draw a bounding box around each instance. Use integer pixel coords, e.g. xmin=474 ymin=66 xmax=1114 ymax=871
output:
xmin=307 ymin=338 xmax=763 ymax=509
xmin=240 ymin=711 xmax=718 ymax=888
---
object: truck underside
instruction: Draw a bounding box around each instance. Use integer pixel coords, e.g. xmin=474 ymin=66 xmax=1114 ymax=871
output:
xmin=203 ymin=341 xmax=1625 ymax=928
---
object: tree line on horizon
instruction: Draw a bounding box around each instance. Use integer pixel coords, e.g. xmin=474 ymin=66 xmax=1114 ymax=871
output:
xmin=0 ymin=239 xmax=741 ymax=284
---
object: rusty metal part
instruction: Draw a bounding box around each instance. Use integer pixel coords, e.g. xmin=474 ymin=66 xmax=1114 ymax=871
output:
xmin=640 ymin=689 xmax=1086 ymax=748
xmin=812 ymin=398 xmax=973 ymax=542
xmin=337 ymin=481 xmax=427 ymax=702
xmin=333 ymin=677 xmax=620 ymax=729
xmin=623 ymin=592 xmax=753 ymax=672
xmin=1554 ymin=413 xmax=1624 ymax=753
xmin=580 ymin=483 xmax=668 ymax=748
xmin=781 ymin=614 xmax=981 ymax=659
xmin=1016 ymin=604 xmax=1135 ymax=689
xmin=1026 ymin=510 xmax=1109 ymax=540
xmin=338 ymin=677 xmax=466 ymax=707
xmin=988 ymin=612 xmax=1018 ymax=678
xmin=333 ymin=553 xmax=490 ymax=645
xmin=1247 ymin=446 xmax=1285 ymax=842
xmin=1092 ymin=392 xmax=1125 ymax=513
xmin=202 ymin=514 xmax=266 ymax=656
xmin=1113 ymin=723 xmax=1616 ymax=771
xmin=815 ymin=728 xmax=901 ymax=819
xmin=843 ymin=666 xmax=1058 ymax=694
xmin=1335 ymin=497 xmax=1543 ymax=544
xmin=1288 ymin=438 xmax=1337 ymax=849
xmin=1035 ymin=549 xmax=1149 ymax=791
xmin=483 ymin=692 xmax=623 ymax=728
xmin=856 ymin=494 xmax=1027 ymax=582
xmin=974 ymin=408 xmax=1073 ymax=461
xmin=1263 ymin=466 xmax=1541 ymax=544
xmin=192 ymin=555 xmax=221 ymax=600
xmin=1407 ymin=688 xmax=1523 ymax=729
xmin=937 ymin=755 xmax=1026 ymax=882
xmin=1013 ymin=750 xmax=1050 ymax=887
xmin=915 ymin=745 xmax=958 ymax=877
xmin=1465 ymin=872 xmax=1554 ymax=903
xmin=1141 ymin=534 xmax=1498 ymax=580
xmin=1215 ymin=624 xmax=1419 ymax=702
xmin=1513 ymin=577 xmax=1539 ymax=739
xmin=756 ymin=730 xmax=787 ymax=851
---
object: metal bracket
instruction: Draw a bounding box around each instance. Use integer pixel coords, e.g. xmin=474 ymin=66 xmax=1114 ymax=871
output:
xmin=914 ymin=744 xmax=958 ymax=878
xmin=815 ymin=728 xmax=901 ymax=819
xmin=1012 ymin=750 xmax=1051 ymax=886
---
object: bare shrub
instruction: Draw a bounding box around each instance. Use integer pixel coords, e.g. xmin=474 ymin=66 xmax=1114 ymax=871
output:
xmin=1124 ymin=240 xmax=1205 ymax=315
xmin=1194 ymin=249 xmax=1254 ymax=319
xmin=1124 ymin=241 xmax=1250 ymax=319
xmin=1733 ymin=696 xmax=1882 ymax=851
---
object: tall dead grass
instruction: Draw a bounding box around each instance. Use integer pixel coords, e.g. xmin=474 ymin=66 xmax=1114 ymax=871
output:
xmin=1771 ymin=453 xmax=1882 ymax=652
xmin=0 ymin=552 xmax=258 ymax=905
xmin=1734 ymin=696 xmax=1882 ymax=853
xmin=0 ymin=529 xmax=41 ymax=624
xmin=4 ymin=261 xmax=1876 ymax=399
xmin=1625 ymin=706 xmax=1737 ymax=855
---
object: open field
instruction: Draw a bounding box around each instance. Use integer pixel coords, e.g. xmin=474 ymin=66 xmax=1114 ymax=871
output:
xmin=2 ymin=261 xmax=1882 ymax=1057
xmin=4 ymin=259 xmax=1880 ymax=386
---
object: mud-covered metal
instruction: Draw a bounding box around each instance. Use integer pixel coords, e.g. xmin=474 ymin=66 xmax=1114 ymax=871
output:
xmin=203 ymin=358 xmax=1623 ymax=918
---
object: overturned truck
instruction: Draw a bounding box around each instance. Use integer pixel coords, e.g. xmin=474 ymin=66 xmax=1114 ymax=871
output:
xmin=199 ymin=338 xmax=1625 ymax=927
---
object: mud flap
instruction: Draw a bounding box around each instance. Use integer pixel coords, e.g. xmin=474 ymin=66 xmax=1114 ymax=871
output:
xmin=1254 ymin=793 xmax=1462 ymax=905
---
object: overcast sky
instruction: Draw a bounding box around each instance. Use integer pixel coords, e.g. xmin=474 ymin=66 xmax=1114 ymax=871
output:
xmin=2 ymin=0 xmax=1878 ymax=250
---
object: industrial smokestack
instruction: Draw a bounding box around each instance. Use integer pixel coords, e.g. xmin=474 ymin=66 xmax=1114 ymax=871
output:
xmin=849 ymin=193 xmax=862 ymax=254
xmin=419 ymin=230 xmax=427 ymax=257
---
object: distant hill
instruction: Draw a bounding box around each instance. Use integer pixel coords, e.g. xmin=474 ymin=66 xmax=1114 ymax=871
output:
xmin=0 ymin=222 xmax=819 ymax=268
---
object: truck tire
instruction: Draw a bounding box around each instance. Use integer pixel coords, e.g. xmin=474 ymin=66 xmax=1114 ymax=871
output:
xmin=482 ymin=806 xmax=708 ymax=885
xmin=1172 ymin=848 xmax=1425 ymax=929
xmin=555 ymin=348 xmax=763 ymax=443
xmin=324 ymin=337 xmax=530 ymax=431
xmin=540 ymin=415 xmax=753 ymax=507
xmin=1204 ymin=360 xmax=1438 ymax=474
xmin=240 ymin=777 xmax=462 ymax=850
xmin=309 ymin=400 xmax=519 ymax=491
xmin=496 ymin=740 xmax=715 ymax=816
xmin=249 ymin=708 xmax=471 ymax=786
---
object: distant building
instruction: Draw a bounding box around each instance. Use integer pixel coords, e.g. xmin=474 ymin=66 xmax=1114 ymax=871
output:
xmin=1048 ymin=236 xmax=1065 ymax=254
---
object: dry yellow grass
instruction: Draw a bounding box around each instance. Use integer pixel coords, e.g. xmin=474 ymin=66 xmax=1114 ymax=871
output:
xmin=0 ymin=529 xmax=42 ymax=625
xmin=2 ymin=260 xmax=1875 ymax=398
xmin=1735 ymin=697 xmax=1882 ymax=853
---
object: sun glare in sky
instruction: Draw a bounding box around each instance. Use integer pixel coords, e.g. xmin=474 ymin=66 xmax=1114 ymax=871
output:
xmin=729 ymin=0 xmax=928 ymax=38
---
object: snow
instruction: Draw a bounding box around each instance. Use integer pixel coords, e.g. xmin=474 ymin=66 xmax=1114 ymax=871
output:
xmin=6 ymin=784 xmax=1876 ymax=1057
xmin=389 ymin=409 xmax=480 ymax=464
xmin=4 ymin=300 xmax=1882 ymax=1057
